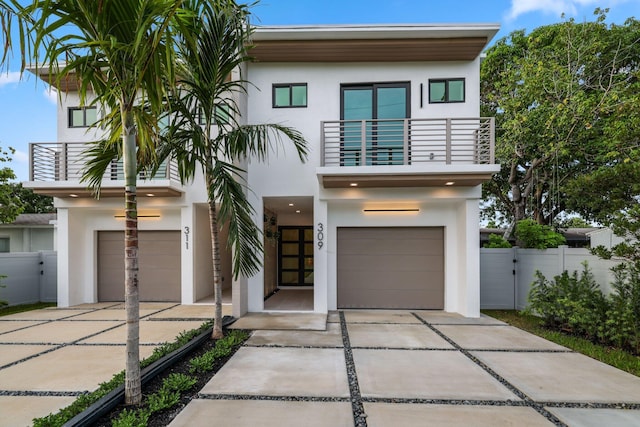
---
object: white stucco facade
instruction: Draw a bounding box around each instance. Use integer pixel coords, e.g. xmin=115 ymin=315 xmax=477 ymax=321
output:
xmin=26 ymin=23 xmax=500 ymax=318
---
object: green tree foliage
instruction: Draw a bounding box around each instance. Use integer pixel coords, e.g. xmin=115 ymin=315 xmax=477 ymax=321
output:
xmin=481 ymin=9 xmax=640 ymax=230
xmin=483 ymin=233 xmax=512 ymax=248
xmin=9 ymin=183 xmax=54 ymax=214
xmin=514 ymin=219 xmax=565 ymax=249
xmin=0 ymin=145 xmax=22 ymax=223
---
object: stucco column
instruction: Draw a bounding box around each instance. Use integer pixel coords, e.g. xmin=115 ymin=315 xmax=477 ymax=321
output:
xmin=180 ymin=205 xmax=195 ymax=303
xmin=461 ymin=198 xmax=481 ymax=317
xmin=56 ymin=207 xmax=70 ymax=307
xmin=313 ymin=197 xmax=328 ymax=313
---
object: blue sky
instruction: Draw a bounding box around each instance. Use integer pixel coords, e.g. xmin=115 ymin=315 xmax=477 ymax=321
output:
xmin=1 ymin=0 xmax=639 ymax=181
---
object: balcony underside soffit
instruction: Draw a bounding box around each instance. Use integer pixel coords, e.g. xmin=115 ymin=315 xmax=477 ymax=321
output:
xmin=320 ymin=172 xmax=495 ymax=188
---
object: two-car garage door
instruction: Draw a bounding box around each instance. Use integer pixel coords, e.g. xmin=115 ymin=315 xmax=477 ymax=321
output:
xmin=337 ymin=227 xmax=444 ymax=309
xmin=98 ymin=231 xmax=181 ymax=302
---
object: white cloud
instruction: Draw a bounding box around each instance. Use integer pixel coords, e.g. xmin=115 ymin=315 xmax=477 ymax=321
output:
xmin=43 ymin=87 xmax=58 ymax=105
xmin=0 ymin=71 xmax=21 ymax=87
xmin=13 ymin=149 xmax=28 ymax=164
xmin=505 ymin=0 xmax=624 ymax=21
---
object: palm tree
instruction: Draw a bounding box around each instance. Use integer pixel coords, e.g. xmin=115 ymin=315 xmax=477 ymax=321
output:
xmin=29 ymin=0 xmax=191 ymax=405
xmin=157 ymin=0 xmax=307 ymax=339
xmin=0 ymin=0 xmax=29 ymax=71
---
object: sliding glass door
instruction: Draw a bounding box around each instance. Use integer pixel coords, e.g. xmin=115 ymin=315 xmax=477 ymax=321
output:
xmin=341 ymin=82 xmax=410 ymax=166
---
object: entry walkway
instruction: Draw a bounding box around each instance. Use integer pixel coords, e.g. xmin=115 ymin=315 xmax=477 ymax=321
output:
xmin=0 ymin=302 xmax=231 ymax=426
xmin=171 ymin=310 xmax=640 ymax=427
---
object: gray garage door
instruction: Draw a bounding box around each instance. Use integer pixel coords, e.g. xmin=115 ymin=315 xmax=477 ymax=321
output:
xmin=98 ymin=231 xmax=181 ymax=302
xmin=337 ymin=227 xmax=444 ymax=309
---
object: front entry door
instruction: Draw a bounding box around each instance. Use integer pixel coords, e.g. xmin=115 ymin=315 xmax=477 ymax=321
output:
xmin=341 ymin=82 xmax=410 ymax=166
xmin=278 ymin=226 xmax=314 ymax=286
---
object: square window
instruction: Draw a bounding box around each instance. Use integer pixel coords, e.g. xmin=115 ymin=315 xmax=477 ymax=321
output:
xmin=273 ymin=83 xmax=307 ymax=108
xmin=0 ymin=237 xmax=9 ymax=253
xmin=68 ymin=107 xmax=98 ymax=127
xmin=429 ymin=79 xmax=465 ymax=103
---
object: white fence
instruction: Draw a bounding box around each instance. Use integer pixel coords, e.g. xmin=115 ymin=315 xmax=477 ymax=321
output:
xmin=480 ymin=246 xmax=621 ymax=310
xmin=0 ymin=252 xmax=57 ymax=306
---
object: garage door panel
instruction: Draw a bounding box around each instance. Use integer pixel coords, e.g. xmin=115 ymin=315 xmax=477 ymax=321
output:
xmin=98 ymin=231 xmax=180 ymax=302
xmin=337 ymin=227 xmax=444 ymax=310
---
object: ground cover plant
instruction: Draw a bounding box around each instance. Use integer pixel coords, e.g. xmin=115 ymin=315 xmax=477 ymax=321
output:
xmin=0 ymin=301 xmax=56 ymax=316
xmin=32 ymin=322 xmax=248 ymax=427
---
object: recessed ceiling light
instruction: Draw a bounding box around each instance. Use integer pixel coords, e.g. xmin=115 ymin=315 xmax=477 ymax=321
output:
xmin=146 ymin=193 xmax=155 ymax=197
xmin=445 ymin=182 xmax=455 ymax=186
xmin=349 ymin=183 xmax=358 ymax=187
xmin=295 ymin=210 xmax=301 ymax=214
xmin=69 ymin=194 xmax=78 ymax=198
xmin=288 ymin=203 xmax=294 ymax=207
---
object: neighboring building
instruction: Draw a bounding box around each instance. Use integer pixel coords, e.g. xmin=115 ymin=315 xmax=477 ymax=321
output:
xmin=587 ymin=227 xmax=627 ymax=250
xmin=480 ymin=227 xmax=594 ymax=248
xmin=0 ymin=213 xmax=56 ymax=253
xmin=25 ymin=23 xmax=499 ymax=317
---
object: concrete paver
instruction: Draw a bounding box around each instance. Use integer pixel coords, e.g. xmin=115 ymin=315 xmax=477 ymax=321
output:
xmin=363 ymin=403 xmax=554 ymax=426
xmin=342 ymin=310 xmax=421 ymax=324
xmin=347 ymin=323 xmax=453 ymax=349
xmin=246 ymin=323 xmax=343 ymax=347
xmin=0 ymin=320 xmax=123 ymax=343
xmin=415 ymin=311 xmax=506 ymax=325
xmin=353 ymin=349 xmax=519 ymax=400
xmin=229 ymin=312 xmax=327 ymax=330
xmin=436 ymin=325 xmax=568 ymax=350
xmin=79 ymin=320 xmax=205 ymax=344
xmin=200 ymin=347 xmax=350 ymax=397
xmin=0 ymin=344 xmax=54 ymax=367
xmin=0 ymin=320 xmax=46 ymax=334
xmin=0 ymin=395 xmax=77 ymax=427
xmin=0 ymin=309 xmax=93 ymax=320
xmin=168 ymin=399 xmax=354 ymax=427
xmin=69 ymin=308 xmax=162 ymax=321
xmin=547 ymin=407 xmax=640 ymax=427
xmin=473 ymin=351 xmax=640 ymax=403
xmin=0 ymin=344 xmax=157 ymax=392
xmin=148 ymin=304 xmax=230 ymax=319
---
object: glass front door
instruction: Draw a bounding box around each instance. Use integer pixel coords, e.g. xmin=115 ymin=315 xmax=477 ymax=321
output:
xmin=278 ymin=226 xmax=314 ymax=286
xmin=341 ymin=82 xmax=410 ymax=166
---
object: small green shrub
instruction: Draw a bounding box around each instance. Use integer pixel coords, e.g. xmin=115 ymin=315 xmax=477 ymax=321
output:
xmin=604 ymin=263 xmax=640 ymax=353
xmin=527 ymin=262 xmax=607 ymax=339
xmin=483 ymin=233 xmax=512 ymax=248
xmin=515 ymin=219 xmax=566 ymax=249
xmin=111 ymin=408 xmax=150 ymax=427
xmin=162 ymin=372 xmax=197 ymax=393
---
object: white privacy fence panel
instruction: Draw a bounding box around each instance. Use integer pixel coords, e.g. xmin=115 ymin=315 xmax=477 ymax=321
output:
xmin=0 ymin=252 xmax=57 ymax=306
xmin=480 ymin=247 xmax=620 ymax=310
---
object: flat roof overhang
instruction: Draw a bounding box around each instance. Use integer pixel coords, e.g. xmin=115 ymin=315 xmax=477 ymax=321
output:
xmin=317 ymin=164 xmax=501 ymax=188
xmin=23 ymin=181 xmax=184 ymax=198
xmin=250 ymin=24 xmax=500 ymax=63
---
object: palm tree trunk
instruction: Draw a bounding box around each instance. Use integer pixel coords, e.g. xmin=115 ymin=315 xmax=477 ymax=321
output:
xmin=208 ymin=196 xmax=224 ymax=339
xmin=123 ymin=110 xmax=141 ymax=405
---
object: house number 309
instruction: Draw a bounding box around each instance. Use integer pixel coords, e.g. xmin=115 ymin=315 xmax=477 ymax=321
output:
xmin=316 ymin=223 xmax=324 ymax=250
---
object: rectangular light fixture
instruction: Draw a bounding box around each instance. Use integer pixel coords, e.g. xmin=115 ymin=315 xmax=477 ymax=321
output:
xmin=114 ymin=215 xmax=161 ymax=218
xmin=363 ymin=209 xmax=420 ymax=212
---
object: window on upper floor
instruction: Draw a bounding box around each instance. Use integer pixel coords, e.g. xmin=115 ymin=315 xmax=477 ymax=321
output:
xmin=68 ymin=106 xmax=98 ymax=128
xmin=0 ymin=237 xmax=9 ymax=253
xmin=429 ymin=78 xmax=465 ymax=103
xmin=197 ymin=104 xmax=231 ymax=126
xmin=273 ymin=83 xmax=307 ymax=108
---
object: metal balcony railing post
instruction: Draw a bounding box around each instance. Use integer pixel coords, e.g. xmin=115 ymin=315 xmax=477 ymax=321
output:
xmin=361 ymin=120 xmax=367 ymax=166
xmin=445 ymin=119 xmax=452 ymax=164
xmin=320 ymin=121 xmax=326 ymax=167
xmin=403 ymin=118 xmax=409 ymax=165
xmin=489 ymin=117 xmax=495 ymax=164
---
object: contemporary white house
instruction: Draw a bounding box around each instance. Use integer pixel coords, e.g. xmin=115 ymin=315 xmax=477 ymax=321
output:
xmin=25 ymin=23 xmax=500 ymax=318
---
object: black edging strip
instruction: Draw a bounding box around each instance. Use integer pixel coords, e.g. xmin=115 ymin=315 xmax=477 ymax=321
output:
xmin=411 ymin=312 xmax=567 ymax=427
xmin=339 ymin=311 xmax=367 ymax=427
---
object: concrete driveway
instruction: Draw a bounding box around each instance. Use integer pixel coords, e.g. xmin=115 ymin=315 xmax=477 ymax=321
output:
xmin=0 ymin=302 xmax=228 ymax=427
xmin=2 ymin=307 xmax=640 ymax=426
xmin=170 ymin=310 xmax=640 ymax=427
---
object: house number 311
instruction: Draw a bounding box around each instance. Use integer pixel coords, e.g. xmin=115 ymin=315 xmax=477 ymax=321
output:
xmin=316 ymin=223 xmax=324 ymax=249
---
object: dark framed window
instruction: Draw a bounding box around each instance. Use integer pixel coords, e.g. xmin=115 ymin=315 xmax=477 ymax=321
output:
xmin=273 ymin=83 xmax=307 ymax=108
xmin=68 ymin=106 xmax=98 ymax=128
xmin=197 ymin=105 xmax=231 ymax=125
xmin=429 ymin=78 xmax=465 ymax=103
xmin=0 ymin=237 xmax=9 ymax=253
xmin=278 ymin=226 xmax=314 ymax=286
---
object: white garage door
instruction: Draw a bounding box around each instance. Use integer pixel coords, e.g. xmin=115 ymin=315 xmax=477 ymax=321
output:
xmin=98 ymin=231 xmax=181 ymax=302
xmin=337 ymin=227 xmax=444 ymax=309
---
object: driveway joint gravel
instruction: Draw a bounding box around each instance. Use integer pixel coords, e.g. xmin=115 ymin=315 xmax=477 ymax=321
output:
xmin=411 ymin=312 xmax=567 ymax=426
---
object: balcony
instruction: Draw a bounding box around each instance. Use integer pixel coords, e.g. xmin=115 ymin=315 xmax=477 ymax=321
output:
xmin=318 ymin=117 xmax=498 ymax=188
xmin=26 ymin=142 xmax=184 ymax=198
